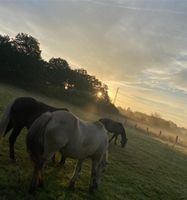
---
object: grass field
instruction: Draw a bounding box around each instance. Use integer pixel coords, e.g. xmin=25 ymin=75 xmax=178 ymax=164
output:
xmin=126 ymin=119 xmax=187 ymax=147
xmin=0 ymin=83 xmax=187 ymax=200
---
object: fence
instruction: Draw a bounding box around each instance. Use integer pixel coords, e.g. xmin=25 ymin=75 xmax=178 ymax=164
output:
xmin=124 ymin=118 xmax=187 ymax=148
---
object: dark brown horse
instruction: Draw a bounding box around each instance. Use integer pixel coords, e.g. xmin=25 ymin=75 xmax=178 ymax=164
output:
xmin=99 ymin=118 xmax=128 ymax=147
xmin=0 ymin=97 xmax=68 ymax=161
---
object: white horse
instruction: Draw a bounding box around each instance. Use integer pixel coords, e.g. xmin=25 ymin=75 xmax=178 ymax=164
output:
xmin=26 ymin=110 xmax=108 ymax=194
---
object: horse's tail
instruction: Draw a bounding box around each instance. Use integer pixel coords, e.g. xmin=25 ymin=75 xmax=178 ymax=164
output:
xmin=26 ymin=112 xmax=52 ymax=163
xmin=0 ymin=99 xmax=15 ymax=138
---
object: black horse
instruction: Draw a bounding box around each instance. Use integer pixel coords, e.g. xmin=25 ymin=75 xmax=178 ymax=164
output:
xmin=0 ymin=97 xmax=68 ymax=162
xmin=99 ymin=118 xmax=128 ymax=147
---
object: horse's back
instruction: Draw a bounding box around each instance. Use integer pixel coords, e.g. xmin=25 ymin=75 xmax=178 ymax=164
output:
xmin=10 ymin=97 xmax=68 ymax=128
xmin=44 ymin=111 xmax=108 ymax=159
xmin=43 ymin=111 xmax=78 ymax=156
xmin=100 ymin=118 xmax=124 ymax=133
xmin=10 ymin=97 xmax=39 ymax=125
xmin=11 ymin=97 xmax=37 ymax=112
xmin=79 ymin=120 xmax=108 ymax=151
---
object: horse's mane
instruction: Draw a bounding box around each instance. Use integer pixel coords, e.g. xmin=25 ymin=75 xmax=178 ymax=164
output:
xmin=94 ymin=121 xmax=105 ymax=128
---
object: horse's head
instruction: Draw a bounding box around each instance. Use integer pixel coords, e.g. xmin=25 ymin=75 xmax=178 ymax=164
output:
xmin=121 ymin=137 xmax=128 ymax=148
xmin=120 ymin=126 xmax=128 ymax=148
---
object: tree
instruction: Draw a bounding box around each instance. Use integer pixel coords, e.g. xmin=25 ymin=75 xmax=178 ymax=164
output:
xmin=49 ymin=57 xmax=70 ymax=70
xmin=13 ymin=33 xmax=41 ymax=59
xmin=0 ymin=35 xmax=10 ymax=45
xmin=0 ymin=35 xmax=16 ymax=76
xmin=0 ymin=32 xmax=114 ymax=113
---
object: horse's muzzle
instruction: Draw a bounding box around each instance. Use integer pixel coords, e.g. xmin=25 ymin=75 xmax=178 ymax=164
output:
xmin=121 ymin=139 xmax=128 ymax=148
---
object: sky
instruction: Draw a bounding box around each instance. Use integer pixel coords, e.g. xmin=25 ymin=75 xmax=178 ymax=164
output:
xmin=0 ymin=0 xmax=187 ymax=128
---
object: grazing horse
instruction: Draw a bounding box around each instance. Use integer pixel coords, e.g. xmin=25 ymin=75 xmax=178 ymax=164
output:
xmin=26 ymin=111 xmax=108 ymax=194
xmin=99 ymin=118 xmax=128 ymax=147
xmin=0 ymin=97 xmax=68 ymax=161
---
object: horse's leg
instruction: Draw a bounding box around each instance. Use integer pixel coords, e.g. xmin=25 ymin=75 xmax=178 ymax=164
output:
xmin=100 ymin=151 xmax=108 ymax=173
xmin=29 ymin=165 xmax=39 ymax=194
xmin=59 ymin=155 xmax=66 ymax=165
xmin=89 ymin=158 xmax=100 ymax=193
xmin=37 ymin=162 xmax=45 ymax=188
xmin=109 ymin=134 xmax=116 ymax=143
xmin=114 ymin=135 xmax=118 ymax=145
xmin=51 ymin=154 xmax=56 ymax=163
xmin=37 ymin=170 xmax=43 ymax=188
xmin=9 ymin=126 xmax=22 ymax=161
xmin=29 ymin=161 xmax=45 ymax=194
xmin=69 ymin=160 xmax=83 ymax=190
xmin=5 ymin=120 xmax=13 ymax=134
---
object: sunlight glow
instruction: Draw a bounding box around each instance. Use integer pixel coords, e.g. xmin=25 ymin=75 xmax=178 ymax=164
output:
xmin=97 ymin=91 xmax=102 ymax=98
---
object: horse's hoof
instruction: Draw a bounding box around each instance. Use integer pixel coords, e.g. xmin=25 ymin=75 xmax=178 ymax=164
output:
xmin=10 ymin=158 xmax=17 ymax=163
xmin=68 ymin=182 xmax=75 ymax=190
xmin=89 ymin=185 xmax=97 ymax=193
xmin=89 ymin=187 xmax=96 ymax=194
xmin=28 ymin=188 xmax=36 ymax=195
xmin=38 ymin=182 xmax=44 ymax=188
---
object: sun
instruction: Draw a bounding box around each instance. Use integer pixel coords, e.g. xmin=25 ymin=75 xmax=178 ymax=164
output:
xmin=97 ymin=91 xmax=102 ymax=98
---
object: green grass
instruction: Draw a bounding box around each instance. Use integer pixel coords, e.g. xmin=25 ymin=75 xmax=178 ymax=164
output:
xmin=0 ymin=83 xmax=187 ymax=200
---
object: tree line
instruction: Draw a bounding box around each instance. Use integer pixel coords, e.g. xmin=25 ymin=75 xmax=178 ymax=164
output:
xmin=0 ymin=33 xmax=118 ymax=114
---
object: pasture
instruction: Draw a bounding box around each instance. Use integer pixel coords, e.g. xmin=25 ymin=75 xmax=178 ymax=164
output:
xmin=0 ymin=83 xmax=187 ymax=200
xmin=127 ymin=119 xmax=187 ymax=147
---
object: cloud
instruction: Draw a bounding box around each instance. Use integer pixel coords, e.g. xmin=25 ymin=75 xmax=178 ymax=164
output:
xmin=0 ymin=0 xmax=187 ymax=127
xmin=89 ymin=0 xmax=187 ymax=15
xmin=137 ymin=52 xmax=187 ymax=94
xmin=1 ymin=0 xmax=186 ymax=81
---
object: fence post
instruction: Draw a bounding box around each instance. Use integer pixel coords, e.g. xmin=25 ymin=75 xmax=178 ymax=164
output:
xmin=175 ymin=135 xmax=179 ymax=144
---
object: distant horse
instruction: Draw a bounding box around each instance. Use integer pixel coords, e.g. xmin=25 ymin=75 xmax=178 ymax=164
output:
xmin=99 ymin=118 xmax=128 ymax=147
xmin=26 ymin=111 xmax=108 ymax=194
xmin=0 ymin=97 xmax=68 ymax=161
